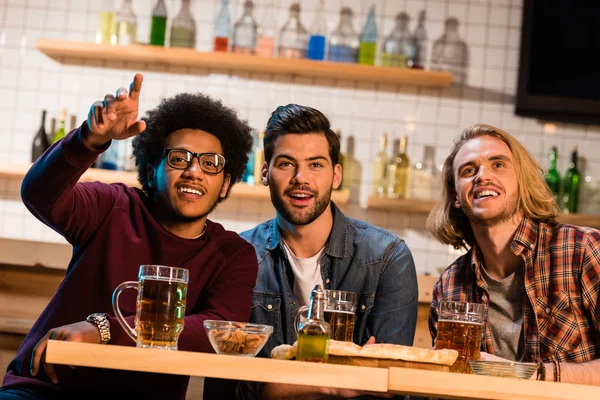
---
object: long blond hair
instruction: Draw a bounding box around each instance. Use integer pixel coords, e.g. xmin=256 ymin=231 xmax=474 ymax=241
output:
xmin=427 ymin=124 xmax=558 ymax=249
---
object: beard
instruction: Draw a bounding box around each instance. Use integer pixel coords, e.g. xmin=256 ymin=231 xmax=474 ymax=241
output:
xmin=462 ymin=193 xmax=518 ymax=227
xmin=270 ymin=184 xmax=332 ymax=226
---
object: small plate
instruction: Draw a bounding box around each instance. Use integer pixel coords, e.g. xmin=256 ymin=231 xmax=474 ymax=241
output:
xmin=469 ymin=360 xmax=537 ymax=379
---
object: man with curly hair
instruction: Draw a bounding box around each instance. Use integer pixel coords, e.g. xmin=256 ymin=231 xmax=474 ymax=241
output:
xmin=0 ymin=74 xmax=258 ymax=399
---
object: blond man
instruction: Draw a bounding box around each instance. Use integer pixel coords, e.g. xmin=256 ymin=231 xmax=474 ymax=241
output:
xmin=428 ymin=124 xmax=600 ymax=385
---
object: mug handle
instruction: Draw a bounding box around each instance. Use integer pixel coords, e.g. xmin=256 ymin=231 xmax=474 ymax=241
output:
xmin=294 ymin=305 xmax=309 ymax=336
xmin=111 ymin=281 xmax=139 ymax=344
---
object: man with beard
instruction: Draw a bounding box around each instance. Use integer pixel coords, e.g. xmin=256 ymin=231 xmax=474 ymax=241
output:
xmin=0 ymin=74 xmax=258 ymax=399
xmin=235 ymin=104 xmax=418 ymax=399
xmin=428 ymin=124 xmax=600 ymax=384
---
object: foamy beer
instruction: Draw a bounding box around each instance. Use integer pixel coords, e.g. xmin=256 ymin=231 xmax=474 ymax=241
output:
xmin=112 ymin=265 xmax=189 ymax=350
xmin=295 ymin=290 xmax=357 ymax=342
xmin=435 ymin=301 xmax=484 ymax=373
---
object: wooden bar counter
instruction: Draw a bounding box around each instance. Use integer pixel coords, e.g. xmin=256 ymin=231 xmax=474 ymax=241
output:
xmin=45 ymin=340 xmax=600 ymax=400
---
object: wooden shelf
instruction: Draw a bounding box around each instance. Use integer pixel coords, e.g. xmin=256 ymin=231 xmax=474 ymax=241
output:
xmin=367 ymin=196 xmax=600 ymax=229
xmin=36 ymin=38 xmax=453 ymax=88
xmin=0 ymin=164 xmax=349 ymax=205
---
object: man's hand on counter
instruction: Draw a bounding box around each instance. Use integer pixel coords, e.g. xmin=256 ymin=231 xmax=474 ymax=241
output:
xmin=30 ymin=320 xmax=102 ymax=383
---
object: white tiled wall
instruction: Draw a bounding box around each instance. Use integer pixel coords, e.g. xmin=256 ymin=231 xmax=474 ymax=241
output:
xmin=1 ymin=0 xmax=600 ymax=275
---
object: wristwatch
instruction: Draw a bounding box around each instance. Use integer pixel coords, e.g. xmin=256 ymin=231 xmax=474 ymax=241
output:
xmin=86 ymin=313 xmax=111 ymax=344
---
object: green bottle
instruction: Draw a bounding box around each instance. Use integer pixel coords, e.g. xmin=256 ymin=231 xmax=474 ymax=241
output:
xmin=150 ymin=0 xmax=167 ymax=46
xmin=544 ymin=146 xmax=561 ymax=197
xmin=51 ymin=108 xmax=67 ymax=144
xmin=562 ymin=146 xmax=580 ymax=213
xmin=358 ymin=5 xmax=377 ymax=65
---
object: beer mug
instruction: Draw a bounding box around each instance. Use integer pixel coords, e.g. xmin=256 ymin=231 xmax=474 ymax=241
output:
xmin=112 ymin=265 xmax=189 ymax=351
xmin=294 ymin=290 xmax=357 ymax=342
xmin=435 ymin=301 xmax=484 ymax=373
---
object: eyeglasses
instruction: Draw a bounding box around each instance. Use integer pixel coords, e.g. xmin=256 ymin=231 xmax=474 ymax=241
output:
xmin=162 ymin=148 xmax=226 ymax=174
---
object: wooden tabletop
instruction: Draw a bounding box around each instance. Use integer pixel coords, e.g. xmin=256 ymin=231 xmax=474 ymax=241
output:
xmin=45 ymin=341 xmax=600 ymax=399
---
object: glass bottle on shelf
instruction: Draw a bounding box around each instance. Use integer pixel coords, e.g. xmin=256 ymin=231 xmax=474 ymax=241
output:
xmin=232 ymin=0 xmax=258 ymax=54
xmin=345 ymin=135 xmax=362 ymax=202
xmin=410 ymin=145 xmax=437 ymax=200
xmin=149 ymin=0 xmax=167 ymax=46
xmin=358 ymin=5 xmax=377 ymax=65
xmin=116 ymin=0 xmax=136 ymax=45
xmin=372 ymin=133 xmax=389 ymax=197
xmin=328 ymin=7 xmax=360 ymax=63
xmin=170 ymin=0 xmax=196 ymax=49
xmin=545 ymin=146 xmax=561 ymax=198
xmin=335 ymin=130 xmax=345 ymax=190
xmin=307 ymin=0 xmax=327 ymax=61
xmin=51 ymin=108 xmax=67 ymax=144
xmin=96 ymin=0 xmax=117 ymax=45
xmin=214 ymin=0 xmax=231 ymax=52
xmin=296 ymin=284 xmax=331 ymax=363
xmin=243 ymin=130 xmax=259 ymax=185
xmin=253 ymin=130 xmax=265 ymax=184
xmin=561 ymin=146 xmax=580 ymax=214
xmin=256 ymin=0 xmax=276 ymax=57
xmin=31 ymin=110 xmax=50 ymax=162
xmin=387 ymin=135 xmax=410 ymax=199
xmin=411 ymin=10 xmax=427 ymax=69
xmin=381 ymin=12 xmax=413 ymax=68
xmin=431 ymin=17 xmax=468 ymax=84
xmin=278 ymin=3 xmax=308 ymax=59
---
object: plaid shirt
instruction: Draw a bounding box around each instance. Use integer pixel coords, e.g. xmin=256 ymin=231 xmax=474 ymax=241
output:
xmin=429 ymin=217 xmax=600 ymax=363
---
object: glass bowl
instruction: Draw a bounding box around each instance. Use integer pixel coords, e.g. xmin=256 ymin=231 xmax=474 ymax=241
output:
xmin=204 ymin=320 xmax=273 ymax=357
xmin=469 ymin=360 xmax=538 ymax=379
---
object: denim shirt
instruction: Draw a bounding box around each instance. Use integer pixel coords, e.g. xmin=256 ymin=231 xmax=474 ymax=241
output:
xmin=240 ymin=202 xmax=419 ymax=359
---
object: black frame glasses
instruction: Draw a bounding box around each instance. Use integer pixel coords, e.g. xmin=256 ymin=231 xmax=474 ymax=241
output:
xmin=162 ymin=148 xmax=226 ymax=174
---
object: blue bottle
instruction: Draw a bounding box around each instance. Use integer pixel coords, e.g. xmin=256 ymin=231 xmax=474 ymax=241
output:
xmin=307 ymin=0 xmax=327 ymax=60
xmin=358 ymin=5 xmax=377 ymax=65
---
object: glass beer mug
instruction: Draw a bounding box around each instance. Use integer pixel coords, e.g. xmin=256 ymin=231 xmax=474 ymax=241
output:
xmin=112 ymin=265 xmax=189 ymax=350
xmin=295 ymin=289 xmax=357 ymax=342
xmin=435 ymin=301 xmax=484 ymax=373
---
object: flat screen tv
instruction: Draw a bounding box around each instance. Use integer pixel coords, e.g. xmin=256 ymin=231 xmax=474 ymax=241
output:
xmin=516 ymin=0 xmax=600 ymax=125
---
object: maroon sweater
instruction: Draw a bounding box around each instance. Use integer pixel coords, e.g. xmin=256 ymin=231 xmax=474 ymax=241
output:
xmin=2 ymin=128 xmax=258 ymax=399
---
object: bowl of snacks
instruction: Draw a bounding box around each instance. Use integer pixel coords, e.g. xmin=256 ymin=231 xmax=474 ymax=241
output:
xmin=204 ymin=320 xmax=273 ymax=357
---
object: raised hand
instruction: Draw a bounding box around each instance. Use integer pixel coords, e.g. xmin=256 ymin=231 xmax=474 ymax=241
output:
xmin=83 ymin=73 xmax=147 ymax=149
xmin=30 ymin=321 xmax=102 ymax=383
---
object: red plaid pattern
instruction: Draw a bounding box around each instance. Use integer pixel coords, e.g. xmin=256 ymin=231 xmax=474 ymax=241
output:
xmin=429 ymin=217 xmax=600 ymax=363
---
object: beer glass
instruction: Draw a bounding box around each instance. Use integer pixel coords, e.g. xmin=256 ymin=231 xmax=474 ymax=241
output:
xmin=435 ymin=301 xmax=484 ymax=373
xmin=112 ymin=265 xmax=189 ymax=350
xmin=295 ymin=290 xmax=357 ymax=342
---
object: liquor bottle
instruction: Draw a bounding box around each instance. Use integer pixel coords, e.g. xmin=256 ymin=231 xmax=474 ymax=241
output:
xmin=358 ymin=5 xmax=377 ymax=65
xmin=31 ymin=110 xmax=50 ymax=162
xmin=51 ymin=108 xmax=67 ymax=144
xmin=170 ymin=0 xmax=196 ymax=48
xmin=328 ymin=7 xmax=360 ymax=63
xmin=412 ymin=10 xmax=427 ymax=69
xmin=232 ymin=0 xmax=258 ymax=54
xmin=387 ymin=135 xmax=410 ymax=199
xmin=307 ymin=0 xmax=327 ymax=61
xmin=336 ymin=130 xmax=345 ymax=190
xmin=296 ymin=284 xmax=331 ymax=363
xmin=69 ymin=115 xmax=77 ymax=133
xmin=214 ymin=0 xmax=231 ymax=52
xmin=345 ymin=135 xmax=362 ymax=202
xmin=253 ymin=130 xmax=265 ymax=184
xmin=431 ymin=17 xmax=468 ymax=84
xmin=544 ymin=146 xmax=561 ymax=198
xmin=410 ymin=145 xmax=437 ymax=200
xmin=243 ymin=130 xmax=259 ymax=185
xmin=116 ymin=0 xmax=136 ymax=45
xmin=96 ymin=0 xmax=117 ymax=45
xmin=256 ymin=0 xmax=276 ymax=57
xmin=381 ymin=12 xmax=413 ymax=68
xmin=372 ymin=133 xmax=388 ymax=197
xmin=278 ymin=3 xmax=308 ymax=59
xmin=149 ymin=0 xmax=167 ymax=46
xmin=562 ymin=146 xmax=580 ymax=213
xmin=49 ymin=117 xmax=56 ymax=142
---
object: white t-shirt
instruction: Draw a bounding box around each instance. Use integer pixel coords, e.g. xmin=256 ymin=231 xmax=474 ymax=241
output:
xmin=282 ymin=240 xmax=325 ymax=307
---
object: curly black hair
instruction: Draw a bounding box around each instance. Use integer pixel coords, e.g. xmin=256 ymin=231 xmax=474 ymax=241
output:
xmin=132 ymin=93 xmax=253 ymax=202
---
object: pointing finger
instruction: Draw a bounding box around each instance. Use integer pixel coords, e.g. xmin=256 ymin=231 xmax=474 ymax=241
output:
xmin=129 ymin=73 xmax=143 ymax=101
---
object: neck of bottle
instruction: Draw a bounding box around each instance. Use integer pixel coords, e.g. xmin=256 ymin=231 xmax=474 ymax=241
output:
xmin=549 ymin=149 xmax=557 ymax=169
xmin=307 ymin=295 xmax=325 ymax=321
xmin=570 ymin=151 xmax=578 ymax=167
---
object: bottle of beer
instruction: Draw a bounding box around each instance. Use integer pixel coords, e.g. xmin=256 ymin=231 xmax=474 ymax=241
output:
xmin=31 ymin=110 xmax=51 ymax=162
xmin=51 ymin=108 xmax=67 ymax=144
xmin=544 ymin=146 xmax=561 ymax=197
xmin=296 ymin=284 xmax=331 ymax=363
xmin=562 ymin=146 xmax=580 ymax=213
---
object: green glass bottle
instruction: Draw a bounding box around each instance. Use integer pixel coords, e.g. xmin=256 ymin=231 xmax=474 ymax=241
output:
xmin=562 ymin=146 xmax=580 ymax=213
xmin=296 ymin=285 xmax=331 ymax=363
xmin=150 ymin=0 xmax=167 ymax=46
xmin=51 ymin=108 xmax=67 ymax=144
xmin=544 ymin=146 xmax=561 ymax=197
